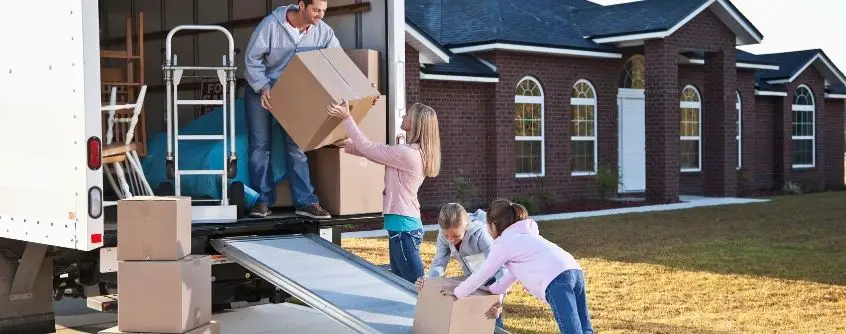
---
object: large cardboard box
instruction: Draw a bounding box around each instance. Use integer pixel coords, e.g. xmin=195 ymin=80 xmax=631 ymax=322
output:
xmin=306 ymin=147 xmax=384 ymax=215
xmin=345 ymin=49 xmax=380 ymax=88
xmin=117 ymin=196 xmax=191 ymax=261
xmin=273 ymin=180 xmax=294 ymax=208
xmin=359 ymin=95 xmax=387 ymax=144
xmin=270 ymin=48 xmax=380 ymax=151
xmin=117 ymin=256 xmax=212 ymax=333
xmin=100 ymin=321 xmax=219 ymax=334
xmin=413 ymin=277 xmax=500 ymax=334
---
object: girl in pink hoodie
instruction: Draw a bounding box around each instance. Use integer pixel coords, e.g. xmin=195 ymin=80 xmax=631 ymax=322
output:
xmin=441 ymin=199 xmax=594 ymax=334
xmin=328 ymin=99 xmax=441 ymax=283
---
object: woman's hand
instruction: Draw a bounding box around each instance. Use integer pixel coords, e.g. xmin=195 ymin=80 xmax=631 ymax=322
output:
xmin=332 ymin=138 xmax=351 ymax=148
xmin=327 ymin=99 xmax=351 ymax=119
xmin=373 ymin=95 xmax=380 ymax=106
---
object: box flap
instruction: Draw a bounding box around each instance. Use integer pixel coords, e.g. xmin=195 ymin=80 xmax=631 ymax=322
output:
xmin=121 ymin=196 xmax=187 ymax=202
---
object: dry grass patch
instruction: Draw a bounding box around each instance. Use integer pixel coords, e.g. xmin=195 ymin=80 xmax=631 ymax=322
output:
xmin=342 ymin=192 xmax=846 ymax=333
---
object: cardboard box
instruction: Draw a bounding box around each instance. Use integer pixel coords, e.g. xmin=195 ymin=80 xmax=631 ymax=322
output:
xmin=270 ymin=48 xmax=380 ymax=151
xmin=117 ymin=256 xmax=212 ymax=333
xmin=273 ymin=180 xmax=294 ymax=208
xmin=345 ymin=49 xmax=380 ymax=89
xmin=117 ymin=196 xmax=191 ymax=261
xmin=100 ymin=321 xmax=219 ymax=334
xmin=359 ymin=94 xmax=387 ymax=144
xmin=306 ymin=147 xmax=384 ymax=215
xmin=413 ymin=277 xmax=500 ymax=334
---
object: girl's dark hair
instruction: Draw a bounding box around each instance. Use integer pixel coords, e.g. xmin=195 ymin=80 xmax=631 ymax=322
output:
xmin=487 ymin=198 xmax=529 ymax=237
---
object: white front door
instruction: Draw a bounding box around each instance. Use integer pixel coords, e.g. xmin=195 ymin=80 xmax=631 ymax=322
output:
xmin=618 ymin=89 xmax=646 ymax=193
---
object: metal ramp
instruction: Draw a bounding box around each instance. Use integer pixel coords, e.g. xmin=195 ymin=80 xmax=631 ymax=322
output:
xmin=211 ymin=234 xmax=511 ymax=334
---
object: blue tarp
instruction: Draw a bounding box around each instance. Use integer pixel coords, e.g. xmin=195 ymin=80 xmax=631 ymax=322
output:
xmin=141 ymin=98 xmax=289 ymax=209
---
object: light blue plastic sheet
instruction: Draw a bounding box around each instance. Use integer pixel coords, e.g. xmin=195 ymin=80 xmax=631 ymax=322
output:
xmin=141 ymin=98 xmax=289 ymax=209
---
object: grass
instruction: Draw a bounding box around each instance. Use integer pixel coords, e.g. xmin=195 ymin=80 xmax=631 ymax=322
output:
xmin=341 ymin=191 xmax=846 ymax=333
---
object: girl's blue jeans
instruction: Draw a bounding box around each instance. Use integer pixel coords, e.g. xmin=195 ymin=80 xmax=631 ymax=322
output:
xmin=545 ymin=269 xmax=594 ymax=334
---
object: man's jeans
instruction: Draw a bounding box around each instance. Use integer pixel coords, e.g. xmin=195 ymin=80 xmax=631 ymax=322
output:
xmin=387 ymin=229 xmax=425 ymax=283
xmin=545 ymin=269 xmax=594 ymax=334
xmin=244 ymin=87 xmax=318 ymax=208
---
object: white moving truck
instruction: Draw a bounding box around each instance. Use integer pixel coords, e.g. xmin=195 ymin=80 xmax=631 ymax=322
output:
xmin=0 ymin=0 xmax=446 ymax=333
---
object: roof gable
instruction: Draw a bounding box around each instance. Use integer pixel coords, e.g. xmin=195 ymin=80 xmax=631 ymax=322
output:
xmin=579 ymin=0 xmax=763 ymax=46
xmin=756 ymin=49 xmax=846 ymax=86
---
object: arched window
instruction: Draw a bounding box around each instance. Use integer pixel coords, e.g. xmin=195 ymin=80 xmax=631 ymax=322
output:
xmin=571 ymin=80 xmax=597 ymax=175
xmin=620 ymin=55 xmax=646 ymax=89
xmin=680 ymin=85 xmax=701 ymax=172
xmin=792 ymin=85 xmax=815 ymax=168
xmin=515 ymin=77 xmax=545 ymax=177
xmin=736 ymin=90 xmax=742 ymax=170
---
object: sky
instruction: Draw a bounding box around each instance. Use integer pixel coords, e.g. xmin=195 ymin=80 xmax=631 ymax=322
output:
xmin=589 ymin=0 xmax=846 ymax=73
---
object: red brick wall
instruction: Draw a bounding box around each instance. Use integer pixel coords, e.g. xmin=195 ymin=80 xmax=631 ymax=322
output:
xmin=485 ymin=52 xmax=623 ymax=205
xmin=824 ymin=99 xmax=845 ymax=189
xmin=417 ymin=80 xmax=494 ymax=210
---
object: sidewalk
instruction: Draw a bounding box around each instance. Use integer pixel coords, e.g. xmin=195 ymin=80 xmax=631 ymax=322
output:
xmin=340 ymin=195 xmax=770 ymax=239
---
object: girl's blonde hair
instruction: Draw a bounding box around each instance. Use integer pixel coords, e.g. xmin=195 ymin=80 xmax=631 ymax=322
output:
xmin=437 ymin=202 xmax=469 ymax=229
xmin=406 ymin=103 xmax=441 ymax=177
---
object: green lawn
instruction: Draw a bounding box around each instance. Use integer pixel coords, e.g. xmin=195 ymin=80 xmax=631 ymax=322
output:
xmin=343 ymin=191 xmax=846 ymax=333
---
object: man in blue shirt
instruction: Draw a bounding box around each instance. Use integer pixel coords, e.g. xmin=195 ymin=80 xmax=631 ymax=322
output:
xmin=243 ymin=0 xmax=340 ymax=218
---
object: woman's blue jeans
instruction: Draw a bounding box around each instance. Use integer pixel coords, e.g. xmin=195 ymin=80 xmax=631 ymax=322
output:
xmin=387 ymin=229 xmax=424 ymax=283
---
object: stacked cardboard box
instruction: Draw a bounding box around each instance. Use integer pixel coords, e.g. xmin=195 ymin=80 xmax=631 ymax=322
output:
xmin=100 ymin=196 xmax=216 ymax=334
xmin=270 ymin=48 xmax=386 ymax=216
xmin=413 ymin=277 xmax=500 ymax=334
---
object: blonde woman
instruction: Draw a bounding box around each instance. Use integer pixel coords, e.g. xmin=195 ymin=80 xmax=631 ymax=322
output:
xmin=327 ymin=100 xmax=441 ymax=283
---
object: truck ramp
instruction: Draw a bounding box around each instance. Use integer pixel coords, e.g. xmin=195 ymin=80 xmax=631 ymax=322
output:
xmin=211 ymin=234 xmax=418 ymax=333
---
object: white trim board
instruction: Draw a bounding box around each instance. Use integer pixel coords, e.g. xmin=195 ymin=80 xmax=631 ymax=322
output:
xmin=449 ymin=43 xmax=623 ymax=59
xmin=764 ymin=53 xmax=846 ymax=86
xmin=405 ymin=23 xmax=450 ymax=64
xmin=419 ymin=72 xmax=499 ymax=83
xmin=590 ymin=0 xmax=763 ymax=46
xmin=686 ymin=58 xmax=779 ymax=70
xmin=755 ymin=90 xmax=788 ymax=97
xmin=825 ymin=93 xmax=846 ymax=99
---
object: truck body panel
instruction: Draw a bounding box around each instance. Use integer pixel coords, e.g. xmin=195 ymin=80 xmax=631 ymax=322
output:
xmin=0 ymin=0 xmax=104 ymax=252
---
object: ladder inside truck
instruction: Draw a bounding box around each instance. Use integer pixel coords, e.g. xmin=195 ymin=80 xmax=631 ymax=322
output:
xmin=211 ymin=234 xmax=511 ymax=334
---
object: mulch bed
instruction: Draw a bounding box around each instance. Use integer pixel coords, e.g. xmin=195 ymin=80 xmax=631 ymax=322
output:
xmin=340 ymin=198 xmax=665 ymax=233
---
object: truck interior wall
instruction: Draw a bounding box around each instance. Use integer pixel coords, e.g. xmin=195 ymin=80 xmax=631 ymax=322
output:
xmin=98 ymin=0 xmax=388 ymax=140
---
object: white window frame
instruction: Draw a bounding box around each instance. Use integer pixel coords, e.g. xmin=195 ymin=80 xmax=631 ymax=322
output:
xmin=680 ymin=85 xmax=702 ymax=173
xmin=570 ymin=79 xmax=598 ymax=176
xmin=791 ymin=84 xmax=816 ymax=169
xmin=515 ymin=76 xmax=545 ymax=178
xmin=736 ymin=90 xmax=742 ymax=170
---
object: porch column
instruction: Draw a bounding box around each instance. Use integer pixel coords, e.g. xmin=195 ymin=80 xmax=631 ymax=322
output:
xmin=773 ymin=96 xmax=791 ymax=189
xmin=644 ymin=39 xmax=680 ymax=203
xmin=702 ymin=48 xmax=738 ymax=196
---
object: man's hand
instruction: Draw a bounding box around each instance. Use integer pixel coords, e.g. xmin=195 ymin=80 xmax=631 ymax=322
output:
xmin=327 ymin=99 xmax=352 ymax=119
xmin=485 ymin=301 xmax=503 ymax=319
xmin=415 ymin=277 xmax=425 ymax=292
xmin=261 ymin=88 xmax=272 ymax=111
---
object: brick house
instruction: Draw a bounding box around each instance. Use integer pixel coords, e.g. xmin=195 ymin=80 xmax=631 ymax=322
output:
xmin=402 ymin=0 xmax=846 ymax=210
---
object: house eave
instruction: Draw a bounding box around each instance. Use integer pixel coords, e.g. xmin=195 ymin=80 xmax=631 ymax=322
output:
xmin=449 ymin=42 xmax=622 ymax=59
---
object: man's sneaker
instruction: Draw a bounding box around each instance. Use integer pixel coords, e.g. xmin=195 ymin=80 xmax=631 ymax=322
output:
xmin=295 ymin=204 xmax=332 ymax=219
xmin=249 ymin=204 xmax=272 ymax=218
